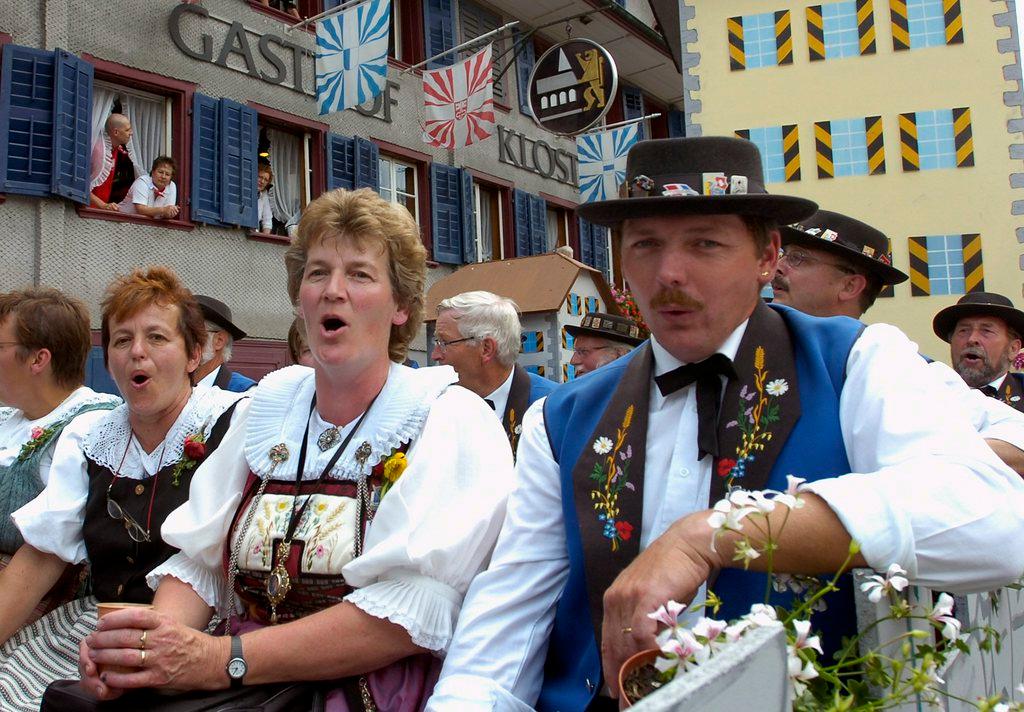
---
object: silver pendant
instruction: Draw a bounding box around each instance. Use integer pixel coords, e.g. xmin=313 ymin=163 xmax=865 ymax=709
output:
xmin=317 ymin=427 xmax=340 ymax=452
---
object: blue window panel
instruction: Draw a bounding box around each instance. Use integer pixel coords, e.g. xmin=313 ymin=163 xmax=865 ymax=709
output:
xmin=430 ymin=163 xmax=463 ymax=264
xmin=741 ymin=12 xmax=778 ymax=68
xmin=424 ymin=0 xmax=456 ymax=69
xmin=926 ymin=234 xmax=966 ymax=295
xmin=908 ymin=0 xmax=946 ymax=49
xmin=522 ymin=331 xmax=541 ymax=353
xmin=592 ymin=224 xmax=609 ymax=279
xmin=578 ymin=217 xmax=594 ymax=266
xmin=529 ymin=195 xmax=547 ymax=256
xmin=515 ymin=31 xmax=536 ymax=116
xmin=830 ymin=117 xmax=869 ymax=177
xmin=822 ymin=1 xmax=859 ymax=59
xmin=562 ymin=328 xmax=575 ymax=350
xmin=668 ymin=109 xmax=686 ymax=138
xmin=218 ymin=99 xmax=258 ymax=228
xmin=51 ymin=50 xmax=92 ymax=204
xmin=354 ymin=137 xmax=379 ymax=190
xmin=459 ymin=168 xmax=476 ymax=264
xmin=513 ymin=189 xmax=532 ymax=256
xmin=190 ymin=93 xmax=222 ymax=225
xmin=326 ymin=133 xmax=356 ymax=191
xmin=747 ymin=126 xmax=786 ymax=183
xmin=916 ymin=109 xmax=956 ymax=170
xmin=622 ymin=86 xmax=645 ymax=140
xmin=0 ymin=45 xmax=56 ymax=197
xmin=85 ymin=346 xmax=120 ymax=397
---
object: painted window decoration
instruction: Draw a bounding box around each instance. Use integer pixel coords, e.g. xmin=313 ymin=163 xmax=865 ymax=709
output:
xmin=521 ymin=330 xmax=544 ymax=354
xmin=814 ymin=116 xmax=884 ymax=178
xmin=562 ymin=327 xmax=576 ymax=350
xmin=563 ymin=363 xmax=579 ymax=381
xmin=899 ymin=108 xmax=973 ymax=172
xmin=891 ymin=0 xmax=963 ymax=51
xmin=734 ymin=126 xmax=800 ymax=183
xmin=908 ymin=234 xmax=983 ymax=297
xmin=808 ymin=1 xmax=861 ymax=59
xmin=566 ymin=293 xmax=583 ymax=316
xmin=728 ymin=11 xmax=793 ymax=71
xmin=585 ymin=296 xmax=600 ymax=313
xmin=526 ymin=365 xmax=546 ymax=377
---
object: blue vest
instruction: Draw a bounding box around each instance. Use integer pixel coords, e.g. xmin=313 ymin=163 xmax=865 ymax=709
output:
xmin=539 ymin=305 xmax=862 ymax=711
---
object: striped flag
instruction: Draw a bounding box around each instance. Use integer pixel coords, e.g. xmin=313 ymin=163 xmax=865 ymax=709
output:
xmin=315 ymin=0 xmax=390 ymax=115
xmin=576 ymin=125 xmax=640 ymax=203
xmin=423 ymin=45 xmax=496 ymax=149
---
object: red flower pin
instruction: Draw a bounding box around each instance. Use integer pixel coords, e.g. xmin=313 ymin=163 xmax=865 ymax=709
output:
xmin=183 ymin=436 xmax=206 ymax=461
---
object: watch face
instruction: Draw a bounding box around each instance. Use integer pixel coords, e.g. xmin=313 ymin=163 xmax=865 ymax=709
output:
xmin=228 ymin=658 xmax=247 ymax=679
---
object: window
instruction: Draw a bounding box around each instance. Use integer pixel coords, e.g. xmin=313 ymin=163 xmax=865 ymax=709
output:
xmin=380 ymin=156 xmax=420 ymax=220
xmin=729 ymin=11 xmax=793 ymax=70
xmin=813 ymin=116 xmax=884 ymax=178
xmin=513 ymin=189 xmax=547 ymax=257
xmin=546 ymin=205 xmax=569 ymax=252
xmin=808 ymin=0 xmax=876 ymax=59
xmin=899 ymin=108 xmax=973 ymax=171
xmin=908 ymin=233 xmax=983 ymax=296
xmin=891 ymin=0 xmax=963 ymax=50
xmin=578 ymin=217 xmax=611 ymax=281
xmin=428 ymin=162 xmax=472 ymax=264
xmin=191 ymin=95 xmax=258 ymax=228
xmin=622 ymin=86 xmax=647 ymax=140
xmin=458 ymin=0 xmax=506 ymax=104
xmin=473 ymin=181 xmax=505 ymax=262
xmin=736 ymin=125 xmax=801 ymax=183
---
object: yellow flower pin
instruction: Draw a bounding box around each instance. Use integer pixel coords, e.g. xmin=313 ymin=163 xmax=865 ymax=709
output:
xmin=383 ymin=452 xmax=408 ymax=483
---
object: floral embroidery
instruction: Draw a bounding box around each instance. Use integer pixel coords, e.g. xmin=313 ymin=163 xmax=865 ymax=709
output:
xmin=720 ymin=346 xmax=787 ymax=488
xmin=507 ymin=408 xmax=521 ymax=456
xmin=589 ymin=405 xmax=636 ymax=551
xmin=17 ymin=424 xmax=59 ymax=462
xmin=170 ymin=427 xmax=209 ymax=487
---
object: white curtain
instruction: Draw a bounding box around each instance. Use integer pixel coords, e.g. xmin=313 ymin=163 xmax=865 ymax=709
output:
xmin=121 ymin=91 xmax=166 ymax=177
xmin=266 ymin=128 xmax=303 ymax=225
xmin=477 ymin=189 xmax=493 ymax=263
xmin=90 ymin=84 xmax=117 ymax=154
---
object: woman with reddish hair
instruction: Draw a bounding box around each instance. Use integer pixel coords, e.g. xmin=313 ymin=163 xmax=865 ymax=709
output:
xmin=0 ymin=267 xmax=249 ymax=712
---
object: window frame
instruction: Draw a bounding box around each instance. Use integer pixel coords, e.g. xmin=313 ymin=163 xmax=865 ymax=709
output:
xmin=541 ymin=192 xmax=575 ymax=253
xmin=78 ymin=54 xmax=195 ymax=231
xmin=373 ymin=139 xmax=432 ymax=253
xmin=466 ymin=168 xmax=513 ymax=260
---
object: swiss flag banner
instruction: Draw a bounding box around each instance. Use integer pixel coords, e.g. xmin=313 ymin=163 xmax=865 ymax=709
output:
xmin=423 ymin=45 xmax=496 ymax=149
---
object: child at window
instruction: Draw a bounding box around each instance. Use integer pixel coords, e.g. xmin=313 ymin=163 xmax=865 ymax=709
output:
xmin=118 ymin=156 xmax=180 ymax=220
xmin=257 ymin=163 xmax=274 ymax=233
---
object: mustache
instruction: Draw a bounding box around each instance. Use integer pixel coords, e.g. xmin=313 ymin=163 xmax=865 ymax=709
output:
xmin=771 ymin=276 xmax=788 ymax=291
xmin=649 ymin=289 xmax=704 ymax=311
xmin=958 ymin=346 xmax=989 ymax=362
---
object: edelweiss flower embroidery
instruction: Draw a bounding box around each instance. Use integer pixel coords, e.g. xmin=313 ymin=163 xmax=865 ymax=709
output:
xmin=588 ymin=406 xmax=636 ymax=551
xmin=720 ymin=346 xmax=786 ymax=486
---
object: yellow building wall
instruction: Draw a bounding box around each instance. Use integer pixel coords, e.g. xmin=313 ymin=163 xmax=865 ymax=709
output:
xmin=689 ymin=0 xmax=1022 ymax=362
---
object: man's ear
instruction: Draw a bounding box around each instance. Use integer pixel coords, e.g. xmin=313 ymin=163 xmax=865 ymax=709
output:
xmin=479 ymin=337 xmax=499 ymax=364
xmin=838 ymin=274 xmax=868 ymax=304
xmin=213 ymin=330 xmax=229 ymax=352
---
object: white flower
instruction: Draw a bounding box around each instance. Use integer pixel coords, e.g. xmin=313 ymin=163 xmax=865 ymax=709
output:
xmin=787 ymin=645 xmax=819 ymax=698
xmin=928 ymin=592 xmax=962 ymax=641
xmin=707 ymin=500 xmax=756 ymax=552
xmin=766 ymin=378 xmax=789 ymax=397
xmin=656 ymin=629 xmax=709 ymax=676
xmin=791 ymin=619 xmax=823 ymax=655
xmin=692 ymin=616 xmax=728 ymax=643
xmin=647 ymin=599 xmax=686 ymax=628
xmin=728 ymin=488 xmax=776 ymax=514
xmin=745 ymin=603 xmax=779 ymax=627
xmin=592 ymin=436 xmax=613 ymax=455
xmin=733 ymin=540 xmax=761 ymax=567
xmin=774 ymin=475 xmax=808 ymax=510
xmin=860 ymin=563 xmax=909 ymax=603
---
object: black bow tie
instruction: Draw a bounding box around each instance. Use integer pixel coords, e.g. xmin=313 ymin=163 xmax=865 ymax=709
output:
xmin=654 ymin=353 xmax=736 ymax=459
xmin=979 ymin=385 xmax=999 ymax=399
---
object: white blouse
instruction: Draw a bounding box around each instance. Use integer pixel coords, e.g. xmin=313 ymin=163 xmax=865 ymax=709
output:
xmin=13 ymin=386 xmax=248 ymax=565
xmin=148 ymin=363 xmax=515 ymax=653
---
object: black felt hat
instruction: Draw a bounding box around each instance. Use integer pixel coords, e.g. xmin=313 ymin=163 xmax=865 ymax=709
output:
xmin=196 ymin=295 xmax=247 ymax=341
xmin=780 ymin=210 xmax=908 ymax=285
xmin=933 ymin=292 xmax=1024 ymax=343
xmin=564 ymin=312 xmax=645 ymax=346
xmin=576 ymin=136 xmax=818 ymax=227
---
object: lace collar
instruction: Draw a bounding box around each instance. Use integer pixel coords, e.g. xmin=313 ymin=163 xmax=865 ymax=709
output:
xmin=245 ymin=363 xmax=458 ymax=481
xmin=0 ymin=387 xmax=120 ymax=440
xmin=83 ymin=386 xmax=245 ymax=479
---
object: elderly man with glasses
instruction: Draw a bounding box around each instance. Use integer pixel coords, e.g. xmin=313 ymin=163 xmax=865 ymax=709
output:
xmin=432 ymin=291 xmax=556 ymax=454
xmin=566 ymin=312 xmax=644 ymax=377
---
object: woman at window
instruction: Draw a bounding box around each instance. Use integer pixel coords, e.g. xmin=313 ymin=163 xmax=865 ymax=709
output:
xmin=0 ymin=269 xmax=248 ymax=712
xmin=79 ymin=188 xmax=513 ymax=709
xmin=257 ymin=162 xmax=274 ymax=234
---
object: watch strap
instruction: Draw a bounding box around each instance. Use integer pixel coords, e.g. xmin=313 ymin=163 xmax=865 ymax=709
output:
xmin=228 ymin=635 xmax=245 ymax=688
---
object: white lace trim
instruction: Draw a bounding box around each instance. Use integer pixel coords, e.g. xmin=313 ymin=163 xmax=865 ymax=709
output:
xmin=83 ymin=386 xmax=245 ymax=479
xmin=244 ymin=363 xmax=458 ymax=482
xmin=345 ymin=576 xmax=461 ymax=653
xmin=0 ymin=408 xmax=16 ymax=429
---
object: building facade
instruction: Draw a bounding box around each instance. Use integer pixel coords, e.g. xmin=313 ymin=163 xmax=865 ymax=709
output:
xmin=679 ymin=0 xmax=1023 ymax=359
xmin=0 ymin=0 xmax=683 ymax=381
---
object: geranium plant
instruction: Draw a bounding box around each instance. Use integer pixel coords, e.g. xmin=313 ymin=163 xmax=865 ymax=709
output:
xmin=624 ymin=477 xmax=1021 ymax=710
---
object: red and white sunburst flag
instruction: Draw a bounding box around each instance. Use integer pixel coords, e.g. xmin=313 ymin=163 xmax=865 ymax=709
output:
xmin=423 ymin=45 xmax=496 ymax=149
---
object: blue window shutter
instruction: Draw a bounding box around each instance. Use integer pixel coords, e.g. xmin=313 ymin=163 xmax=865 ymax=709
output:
xmin=190 ymin=93 xmax=222 ymax=224
xmin=423 ymin=0 xmax=455 ymax=69
xmin=577 ymin=216 xmax=594 ymax=266
xmin=593 ymin=224 xmax=610 ymax=278
xmin=515 ymin=31 xmax=536 ymax=116
xmin=326 ymin=133 xmax=355 ymax=191
xmin=323 ymin=0 xmax=343 ymax=8
xmin=668 ymin=109 xmax=685 ymax=138
xmin=529 ymin=194 xmax=547 ymax=254
xmin=0 ymin=45 xmax=56 ymax=197
xmin=218 ymin=99 xmax=258 ymax=228
xmin=430 ymin=163 xmax=462 ymax=264
xmin=50 ymin=50 xmax=92 ymax=204
xmin=459 ymin=168 xmax=477 ymax=263
xmin=623 ymin=86 xmax=645 ymax=140
xmin=513 ymin=189 xmax=532 ymax=256
xmin=354 ymin=137 xmax=379 ymax=190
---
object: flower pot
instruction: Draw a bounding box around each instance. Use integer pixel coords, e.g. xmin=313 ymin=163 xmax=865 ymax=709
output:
xmin=618 ymin=648 xmax=662 ymax=708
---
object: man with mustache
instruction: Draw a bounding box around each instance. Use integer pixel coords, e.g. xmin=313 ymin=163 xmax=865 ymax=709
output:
xmin=934 ymin=292 xmax=1024 ymax=412
xmin=427 ymin=138 xmax=1024 ymax=712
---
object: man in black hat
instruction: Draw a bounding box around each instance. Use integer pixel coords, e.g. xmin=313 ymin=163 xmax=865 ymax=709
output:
xmin=934 ymin=293 xmax=1024 ymax=412
xmin=193 ymin=295 xmax=257 ymax=393
xmin=566 ymin=312 xmax=644 ymax=377
xmin=771 ymin=209 xmax=907 ymax=318
xmin=428 ymin=138 xmax=1024 ymax=712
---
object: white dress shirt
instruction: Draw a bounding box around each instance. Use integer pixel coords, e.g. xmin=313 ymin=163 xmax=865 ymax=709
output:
xmin=197 ymin=366 xmax=221 ymax=390
xmin=427 ymin=322 xmax=1024 ymax=711
xmin=117 ymin=174 xmax=177 ymax=215
xmin=258 ymin=190 xmax=274 ymax=233
xmin=484 ymin=368 xmax=516 ymax=421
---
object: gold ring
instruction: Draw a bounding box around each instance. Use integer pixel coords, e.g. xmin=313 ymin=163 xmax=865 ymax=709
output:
xmin=139 ymin=649 xmax=147 ymax=667
xmin=622 ymin=626 xmax=633 ymax=634
xmin=140 ymin=630 xmax=147 ymax=650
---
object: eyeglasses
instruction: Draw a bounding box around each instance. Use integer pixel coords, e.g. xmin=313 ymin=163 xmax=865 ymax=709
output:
xmin=778 ymin=248 xmax=855 ymax=275
xmin=433 ymin=336 xmax=476 ymax=353
xmin=573 ymin=346 xmax=612 ymax=359
xmin=106 ymin=483 xmax=152 ymax=543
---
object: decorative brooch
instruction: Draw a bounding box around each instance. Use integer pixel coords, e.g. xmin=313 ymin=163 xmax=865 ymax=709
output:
xmin=17 ymin=424 xmax=58 ymax=462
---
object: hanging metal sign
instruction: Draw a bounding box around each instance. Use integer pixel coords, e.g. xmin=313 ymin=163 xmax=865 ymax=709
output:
xmin=527 ymin=38 xmax=618 ymax=137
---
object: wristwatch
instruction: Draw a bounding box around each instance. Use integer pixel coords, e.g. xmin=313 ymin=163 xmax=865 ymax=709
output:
xmin=226 ymin=635 xmax=247 ymax=688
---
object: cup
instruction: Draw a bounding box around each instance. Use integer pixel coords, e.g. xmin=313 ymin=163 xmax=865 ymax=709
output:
xmin=95 ymin=602 xmax=154 ymax=675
